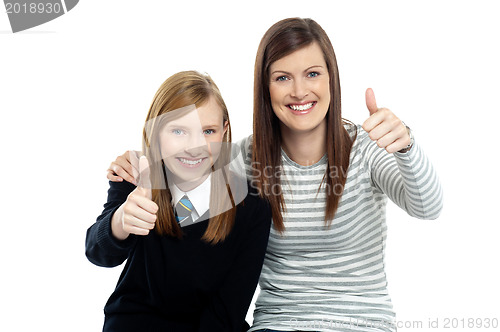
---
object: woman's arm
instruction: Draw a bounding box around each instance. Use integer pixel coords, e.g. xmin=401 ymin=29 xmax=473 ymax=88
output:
xmin=361 ymin=89 xmax=443 ymax=219
xmin=365 ymin=131 xmax=444 ymax=219
xmin=106 ymin=150 xmax=140 ymax=184
xmin=198 ymin=192 xmax=272 ymax=332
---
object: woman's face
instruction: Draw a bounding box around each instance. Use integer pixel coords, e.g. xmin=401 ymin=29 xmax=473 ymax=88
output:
xmin=268 ymin=42 xmax=330 ymax=137
xmin=159 ymin=97 xmax=228 ymax=191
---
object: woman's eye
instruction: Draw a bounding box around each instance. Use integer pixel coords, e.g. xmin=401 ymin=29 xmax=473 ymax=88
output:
xmin=203 ymin=129 xmax=215 ymax=135
xmin=308 ymin=71 xmax=319 ymax=78
xmin=276 ymin=75 xmax=288 ymax=82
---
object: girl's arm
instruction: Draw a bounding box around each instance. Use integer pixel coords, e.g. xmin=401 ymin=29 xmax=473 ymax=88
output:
xmin=85 ymin=180 xmax=138 ymax=267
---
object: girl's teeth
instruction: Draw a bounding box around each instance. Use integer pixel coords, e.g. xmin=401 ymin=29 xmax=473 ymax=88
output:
xmin=180 ymin=158 xmax=203 ymax=165
xmin=289 ymin=102 xmax=314 ymax=111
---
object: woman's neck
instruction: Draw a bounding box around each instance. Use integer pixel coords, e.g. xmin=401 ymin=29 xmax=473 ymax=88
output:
xmin=280 ymin=121 xmax=327 ymax=166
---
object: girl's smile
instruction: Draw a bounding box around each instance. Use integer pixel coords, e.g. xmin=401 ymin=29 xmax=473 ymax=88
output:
xmin=175 ymin=156 xmax=208 ymax=168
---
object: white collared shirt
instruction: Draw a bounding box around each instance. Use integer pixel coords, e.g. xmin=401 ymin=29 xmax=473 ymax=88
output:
xmin=169 ymin=175 xmax=211 ymax=222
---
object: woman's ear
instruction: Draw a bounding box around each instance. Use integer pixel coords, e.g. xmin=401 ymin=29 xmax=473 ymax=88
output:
xmin=223 ymin=120 xmax=229 ymax=137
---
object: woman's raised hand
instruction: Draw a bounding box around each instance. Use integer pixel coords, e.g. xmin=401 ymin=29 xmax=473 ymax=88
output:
xmin=111 ymin=156 xmax=159 ymax=240
xmin=107 ymin=150 xmax=139 ymax=185
xmin=362 ymin=88 xmax=411 ymax=154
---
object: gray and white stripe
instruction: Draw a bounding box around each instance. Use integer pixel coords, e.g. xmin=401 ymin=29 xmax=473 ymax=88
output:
xmin=239 ymin=124 xmax=443 ymax=332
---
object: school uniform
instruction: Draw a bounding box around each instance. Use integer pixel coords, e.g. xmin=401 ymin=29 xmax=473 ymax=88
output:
xmin=85 ymin=176 xmax=271 ymax=332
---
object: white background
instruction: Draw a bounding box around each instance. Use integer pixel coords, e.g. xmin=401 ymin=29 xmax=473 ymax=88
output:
xmin=1 ymin=1 xmax=499 ymax=331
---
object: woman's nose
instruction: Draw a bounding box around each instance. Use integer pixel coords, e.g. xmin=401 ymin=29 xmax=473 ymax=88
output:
xmin=291 ymin=78 xmax=308 ymax=100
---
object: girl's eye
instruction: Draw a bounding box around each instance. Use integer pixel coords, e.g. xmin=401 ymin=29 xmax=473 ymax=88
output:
xmin=172 ymin=129 xmax=185 ymax=135
xmin=276 ymin=75 xmax=289 ymax=82
xmin=203 ymin=129 xmax=215 ymax=135
xmin=308 ymin=71 xmax=319 ymax=78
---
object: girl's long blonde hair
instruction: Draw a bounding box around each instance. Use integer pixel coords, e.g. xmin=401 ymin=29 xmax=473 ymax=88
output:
xmin=142 ymin=71 xmax=236 ymax=244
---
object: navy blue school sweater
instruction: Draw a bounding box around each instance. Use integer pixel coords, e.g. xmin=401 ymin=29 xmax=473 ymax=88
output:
xmin=86 ymin=180 xmax=271 ymax=332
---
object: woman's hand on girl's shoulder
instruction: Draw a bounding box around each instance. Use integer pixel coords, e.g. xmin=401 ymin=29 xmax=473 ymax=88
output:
xmin=107 ymin=150 xmax=139 ymax=185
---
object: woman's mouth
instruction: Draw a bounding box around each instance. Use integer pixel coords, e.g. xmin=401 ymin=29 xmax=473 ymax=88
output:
xmin=287 ymin=101 xmax=316 ymax=114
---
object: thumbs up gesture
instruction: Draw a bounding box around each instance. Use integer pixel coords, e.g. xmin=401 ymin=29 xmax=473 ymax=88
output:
xmin=111 ymin=156 xmax=159 ymax=240
xmin=136 ymin=156 xmax=153 ymax=200
xmin=362 ymin=88 xmax=411 ymax=154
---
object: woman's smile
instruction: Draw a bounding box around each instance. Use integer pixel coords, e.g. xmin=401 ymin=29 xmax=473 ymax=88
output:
xmin=287 ymin=101 xmax=317 ymax=114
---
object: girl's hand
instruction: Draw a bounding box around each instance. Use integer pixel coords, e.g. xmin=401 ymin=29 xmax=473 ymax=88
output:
xmin=111 ymin=157 xmax=158 ymax=240
xmin=107 ymin=150 xmax=139 ymax=185
xmin=362 ymin=88 xmax=411 ymax=154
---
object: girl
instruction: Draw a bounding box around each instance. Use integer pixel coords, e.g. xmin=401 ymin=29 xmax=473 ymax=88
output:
xmin=87 ymin=71 xmax=271 ymax=332
xmin=108 ymin=19 xmax=443 ymax=332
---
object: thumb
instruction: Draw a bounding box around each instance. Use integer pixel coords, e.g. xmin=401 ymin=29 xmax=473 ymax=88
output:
xmin=129 ymin=150 xmax=140 ymax=181
xmin=365 ymin=88 xmax=378 ymax=116
xmin=138 ymin=156 xmax=152 ymax=199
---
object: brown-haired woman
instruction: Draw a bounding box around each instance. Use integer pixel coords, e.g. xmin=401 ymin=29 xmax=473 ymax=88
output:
xmin=86 ymin=70 xmax=271 ymax=332
xmin=108 ymin=19 xmax=443 ymax=332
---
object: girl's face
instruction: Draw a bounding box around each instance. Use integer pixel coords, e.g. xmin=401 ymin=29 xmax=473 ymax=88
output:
xmin=268 ymin=42 xmax=330 ymax=137
xmin=159 ymin=97 xmax=228 ymax=192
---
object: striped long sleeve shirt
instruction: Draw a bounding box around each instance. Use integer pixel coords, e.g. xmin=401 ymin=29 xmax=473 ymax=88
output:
xmin=240 ymin=124 xmax=443 ymax=332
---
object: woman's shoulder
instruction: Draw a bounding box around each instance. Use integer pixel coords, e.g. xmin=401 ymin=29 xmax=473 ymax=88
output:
xmin=343 ymin=121 xmax=373 ymax=149
xmin=235 ymin=134 xmax=253 ymax=154
xmin=343 ymin=121 xmax=367 ymax=139
xmin=343 ymin=120 xmax=358 ymax=138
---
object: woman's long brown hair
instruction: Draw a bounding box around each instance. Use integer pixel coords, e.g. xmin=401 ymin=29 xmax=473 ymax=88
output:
xmin=252 ymin=18 xmax=355 ymax=232
xmin=142 ymin=71 xmax=236 ymax=244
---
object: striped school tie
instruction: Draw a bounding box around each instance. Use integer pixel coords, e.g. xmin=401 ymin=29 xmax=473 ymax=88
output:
xmin=175 ymin=195 xmax=193 ymax=224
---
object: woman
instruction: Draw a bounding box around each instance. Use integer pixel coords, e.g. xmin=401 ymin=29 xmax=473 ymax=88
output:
xmin=108 ymin=19 xmax=443 ymax=332
xmin=86 ymin=71 xmax=271 ymax=332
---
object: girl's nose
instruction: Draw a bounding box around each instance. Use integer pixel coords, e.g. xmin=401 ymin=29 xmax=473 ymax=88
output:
xmin=184 ymin=133 xmax=207 ymax=156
